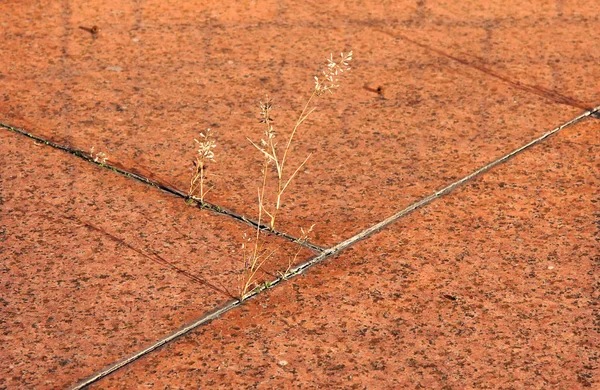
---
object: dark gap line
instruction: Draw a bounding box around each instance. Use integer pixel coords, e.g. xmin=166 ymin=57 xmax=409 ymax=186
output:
xmin=0 ymin=122 xmax=325 ymax=253
xmin=71 ymin=105 xmax=599 ymax=389
xmin=70 ymin=298 xmax=241 ymax=390
xmin=376 ymin=29 xmax=593 ymax=111
xmin=270 ymin=105 xmax=599 ymax=283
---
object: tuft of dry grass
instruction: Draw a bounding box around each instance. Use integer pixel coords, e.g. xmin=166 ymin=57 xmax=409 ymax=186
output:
xmin=188 ymin=128 xmax=216 ymax=202
xmin=89 ymin=146 xmax=108 ymax=164
xmin=238 ymin=51 xmax=352 ymax=300
xmin=185 ymin=52 xmax=352 ymax=300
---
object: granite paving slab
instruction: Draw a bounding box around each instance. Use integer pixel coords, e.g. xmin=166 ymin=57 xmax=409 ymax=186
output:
xmin=0 ymin=0 xmax=588 ymax=247
xmin=0 ymin=130 xmax=312 ymax=389
xmin=93 ymin=120 xmax=599 ymax=388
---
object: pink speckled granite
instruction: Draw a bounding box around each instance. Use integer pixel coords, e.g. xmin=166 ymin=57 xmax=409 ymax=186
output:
xmin=385 ymin=0 xmax=600 ymax=108
xmin=2 ymin=1 xmax=599 ymax=388
xmin=93 ymin=120 xmax=599 ymax=388
xmin=0 ymin=130 xmax=312 ymax=389
xmin=0 ymin=1 xmax=590 ymax=248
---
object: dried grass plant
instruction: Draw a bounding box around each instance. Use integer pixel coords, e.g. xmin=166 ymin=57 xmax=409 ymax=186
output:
xmin=186 ymin=52 xmax=352 ymax=300
xmin=90 ymin=146 xmax=108 ymax=164
xmin=188 ymin=128 xmax=216 ymax=202
xmin=238 ymin=51 xmax=352 ymax=299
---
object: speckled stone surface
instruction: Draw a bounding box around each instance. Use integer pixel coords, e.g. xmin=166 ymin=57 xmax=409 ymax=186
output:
xmin=0 ymin=130 xmax=312 ymax=389
xmin=93 ymin=120 xmax=599 ymax=388
xmin=1 ymin=1 xmax=591 ymax=247
xmin=2 ymin=1 xmax=599 ymax=388
xmin=386 ymin=0 xmax=600 ymax=108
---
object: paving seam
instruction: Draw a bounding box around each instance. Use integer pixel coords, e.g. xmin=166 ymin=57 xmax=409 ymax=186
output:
xmin=70 ymin=299 xmax=242 ymax=390
xmin=0 ymin=122 xmax=324 ymax=253
xmin=70 ymin=105 xmax=599 ymax=389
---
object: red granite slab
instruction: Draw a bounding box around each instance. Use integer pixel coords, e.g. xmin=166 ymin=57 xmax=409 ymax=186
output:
xmin=376 ymin=0 xmax=600 ymax=109
xmin=0 ymin=130 xmax=312 ymax=389
xmin=93 ymin=120 xmax=599 ymax=388
xmin=0 ymin=1 xmax=587 ymax=248
xmin=266 ymin=1 xmax=600 ymax=107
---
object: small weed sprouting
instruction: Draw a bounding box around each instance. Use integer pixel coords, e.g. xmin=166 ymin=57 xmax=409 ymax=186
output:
xmin=239 ymin=51 xmax=352 ymax=300
xmin=238 ymin=231 xmax=275 ymax=300
xmin=189 ymin=128 xmax=216 ymax=202
xmin=248 ymin=51 xmax=353 ymax=229
xmin=90 ymin=146 xmax=108 ymax=164
xmin=284 ymin=223 xmax=315 ymax=277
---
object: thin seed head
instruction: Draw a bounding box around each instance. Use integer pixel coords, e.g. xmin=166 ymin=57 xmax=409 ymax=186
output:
xmin=314 ymin=50 xmax=352 ymax=96
xmin=90 ymin=146 xmax=108 ymax=163
xmin=195 ymin=128 xmax=216 ymax=161
xmin=259 ymin=96 xmax=274 ymax=124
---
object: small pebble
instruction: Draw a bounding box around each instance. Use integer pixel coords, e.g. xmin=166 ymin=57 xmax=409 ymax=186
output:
xmin=278 ymin=360 xmax=288 ymax=366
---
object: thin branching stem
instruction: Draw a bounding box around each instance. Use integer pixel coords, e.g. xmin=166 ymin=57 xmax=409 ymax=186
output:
xmin=280 ymin=91 xmax=316 ymax=179
xmin=240 ymin=156 xmax=271 ymax=299
xmin=239 ymin=51 xmax=352 ymax=300
xmin=199 ymin=164 xmax=205 ymax=201
xmin=281 ymin=152 xmax=312 ymax=196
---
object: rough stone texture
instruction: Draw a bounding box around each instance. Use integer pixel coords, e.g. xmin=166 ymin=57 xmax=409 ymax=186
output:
xmin=0 ymin=130 xmax=312 ymax=389
xmin=1 ymin=1 xmax=599 ymax=388
xmin=386 ymin=0 xmax=600 ymax=108
xmin=1 ymin=1 xmax=591 ymax=246
xmin=94 ymin=120 xmax=599 ymax=389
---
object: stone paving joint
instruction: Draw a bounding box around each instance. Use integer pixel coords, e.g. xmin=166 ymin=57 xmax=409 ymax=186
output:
xmin=0 ymin=122 xmax=324 ymax=253
xmin=68 ymin=104 xmax=599 ymax=388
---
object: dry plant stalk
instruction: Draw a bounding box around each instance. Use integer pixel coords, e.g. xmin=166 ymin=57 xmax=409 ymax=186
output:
xmin=239 ymin=51 xmax=352 ymax=300
xmin=189 ymin=128 xmax=216 ymax=202
xmin=282 ymin=223 xmax=315 ymax=277
xmin=248 ymin=51 xmax=352 ymax=228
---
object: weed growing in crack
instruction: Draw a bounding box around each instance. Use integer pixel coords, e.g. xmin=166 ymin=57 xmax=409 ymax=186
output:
xmin=189 ymin=128 xmax=216 ymax=202
xmin=238 ymin=51 xmax=352 ymax=300
xmin=90 ymin=146 xmax=108 ymax=164
xmin=238 ymin=229 xmax=276 ymax=300
xmin=248 ymin=51 xmax=353 ymax=229
xmin=281 ymin=223 xmax=315 ymax=278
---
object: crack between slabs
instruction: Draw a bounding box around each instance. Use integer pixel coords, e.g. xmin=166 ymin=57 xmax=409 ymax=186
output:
xmin=70 ymin=298 xmax=241 ymax=390
xmin=0 ymin=122 xmax=324 ymax=253
xmin=70 ymin=105 xmax=599 ymax=389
